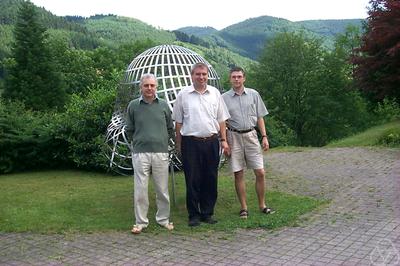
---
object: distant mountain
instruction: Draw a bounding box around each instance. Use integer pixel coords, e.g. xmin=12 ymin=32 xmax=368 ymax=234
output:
xmin=177 ymin=26 xmax=218 ymax=37
xmin=178 ymin=16 xmax=364 ymax=59
xmin=296 ymin=19 xmax=364 ymax=37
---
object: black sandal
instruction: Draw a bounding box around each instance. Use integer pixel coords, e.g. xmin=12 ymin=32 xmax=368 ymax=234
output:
xmin=261 ymin=207 xmax=275 ymax=214
xmin=239 ymin=209 xmax=248 ymax=219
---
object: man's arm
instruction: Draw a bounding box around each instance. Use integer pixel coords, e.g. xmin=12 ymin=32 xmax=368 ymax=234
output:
xmin=219 ymin=121 xmax=230 ymax=156
xmin=125 ymin=103 xmax=135 ymax=142
xmin=257 ymin=117 xmax=269 ymax=151
xmin=175 ymin=122 xmax=183 ymax=155
xmin=165 ymin=106 xmax=175 ymax=142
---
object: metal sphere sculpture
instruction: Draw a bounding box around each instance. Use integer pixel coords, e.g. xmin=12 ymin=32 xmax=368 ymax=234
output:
xmin=105 ymin=44 xmax=222 ymax=175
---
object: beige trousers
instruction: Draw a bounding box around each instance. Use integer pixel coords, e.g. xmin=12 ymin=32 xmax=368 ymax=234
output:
xmin=132 ymin=152 xmax=170 ymax=228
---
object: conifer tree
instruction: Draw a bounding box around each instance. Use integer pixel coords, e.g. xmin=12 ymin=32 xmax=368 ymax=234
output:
xmin=3 ymin=1 xmax=66 ymax=110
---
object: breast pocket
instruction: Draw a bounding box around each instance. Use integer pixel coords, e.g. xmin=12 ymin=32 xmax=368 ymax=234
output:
xmin=202 ymin=99 xmax=218 ymax=119
xmin=248 ymin=103 xmax=257 ymax=117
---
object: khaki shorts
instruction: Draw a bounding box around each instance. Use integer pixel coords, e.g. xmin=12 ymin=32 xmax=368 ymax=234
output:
xmin=227 ymin=129 xmax=264 ymax=172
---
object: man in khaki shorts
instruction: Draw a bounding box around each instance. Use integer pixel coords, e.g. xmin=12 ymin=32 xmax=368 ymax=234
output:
xmin=222 ymin=66 xmax=274 ymax=219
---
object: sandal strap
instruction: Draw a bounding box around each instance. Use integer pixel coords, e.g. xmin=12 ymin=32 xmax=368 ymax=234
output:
xmin=261 ymin=207 xmax=275 ymax=214
xmin=239 ymin=209 xmax=248 ymax=217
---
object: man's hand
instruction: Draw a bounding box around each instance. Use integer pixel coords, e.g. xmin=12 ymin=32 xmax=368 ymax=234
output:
xmin=261 ymin=137 xmax=269 ymax=151
xmin=221 ymin=140 xmax=231 ymax=157
xmin=175 ymin=141 xmax=181 ymax=157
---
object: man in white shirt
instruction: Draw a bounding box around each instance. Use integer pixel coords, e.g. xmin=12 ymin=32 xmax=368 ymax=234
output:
xmin=172 ymin=62 xmax=230 ymax=227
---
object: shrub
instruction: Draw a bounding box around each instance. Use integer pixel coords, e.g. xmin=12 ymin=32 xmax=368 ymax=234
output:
xmin=377 ymin=127 xmax=400 ymax=147
xmin=54 ymin=85 xmax=117 ymax=171
xmin=265 ymin=116 xmax=297 ymax=147
xmin=0 ymin=100 xmax=64 ymax=173
xmin=374 ymin=98 xmax=400 ymax=123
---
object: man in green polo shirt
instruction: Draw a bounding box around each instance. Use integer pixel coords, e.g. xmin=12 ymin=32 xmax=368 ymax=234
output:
xmin=125 ymin=73 xmax=174 ymax=234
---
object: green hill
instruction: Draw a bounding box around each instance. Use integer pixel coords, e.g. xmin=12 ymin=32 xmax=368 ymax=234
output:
xmin=178 ymin=16 xmax=364 ymax=59
xmin=326 ymin=121 xmax=400 ymax=147
xmin=83 ymin=15 xmax=176 ymax=48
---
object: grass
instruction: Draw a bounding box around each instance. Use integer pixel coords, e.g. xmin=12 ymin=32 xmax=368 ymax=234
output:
xmin=0 ymin=168 xmax=324 ymax=234
xmin=326 ymin=121 xmax=400 ymax=148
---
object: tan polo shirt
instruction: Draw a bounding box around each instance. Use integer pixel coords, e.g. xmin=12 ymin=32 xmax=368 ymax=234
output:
xmin=222 ymin=87 xmax=268 ymax=131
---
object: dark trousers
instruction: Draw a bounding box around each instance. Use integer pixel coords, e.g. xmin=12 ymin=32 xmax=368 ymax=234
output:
xmin=181 ymin=136 xmax=220 ymax=219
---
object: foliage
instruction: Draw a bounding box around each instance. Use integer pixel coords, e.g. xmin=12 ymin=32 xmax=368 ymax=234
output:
xmin=54 ymin=81 xmax=118 ymax=171
xmin=47 ymin=37 xmax=100 ymax=95
xmin=2 ymin=1 xmax=66 ymax=111
xmin=334 ymin=25 xmax=363 ymax=79
xmin=373 ymin=98 xmax=400 ymax=123
xmin=265 ymin=116 xmax=297 ymax=147
xmin=377 ymin=128 xmax=400 ymax=146
xmin=0 ymin=100 xmax=65 ymax=174
xmin=46 ymin=38 xmax=154 ymax=96
xmin=0 ymin=79 xmax=117 ymax=174
xmin=173 ymin=30 xmax=210 ymax=48
xmin=0 ymin=169 xmax=323 ymax=233
xmin=353 ymin=0 xmax=400 ymax=103
xmin=250 ymin=32 xmax=370 ymax=146
xmin=84 ymin=15 xmax=176 ymax=49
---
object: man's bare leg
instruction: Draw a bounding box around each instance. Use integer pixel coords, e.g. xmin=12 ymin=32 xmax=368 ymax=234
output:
xmin=254 ymin=168 xmax=266 ymax=210
xmin=234 ymin=170 xmax=247 ymax=211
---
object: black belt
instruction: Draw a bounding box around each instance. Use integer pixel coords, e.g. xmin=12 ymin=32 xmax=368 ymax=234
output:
xmin=186 ymin=134 xmax=218 ymax=141
xmin=227 ymin=127 xmax=254 ymax=134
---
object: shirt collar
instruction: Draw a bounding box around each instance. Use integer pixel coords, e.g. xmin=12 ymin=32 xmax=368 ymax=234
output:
xmin=189 ymin=85 xmax=210 ymax=94
xmin=229 ymin=87 xmax=248 ymax=96
xmin=139 ymin=95 xmax=159 ymax=104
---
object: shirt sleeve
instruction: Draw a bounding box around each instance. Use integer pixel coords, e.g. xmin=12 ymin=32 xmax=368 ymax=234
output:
xmin=216 ymin=91 xmax=231 ymax=122
xmin=255 ymin=91 xmax=268 ymax=117
xmin=172 ymin=92 xmax=183 ymax=123
xmin=125 ymin=102 xmax=135 ymax=141
xmin=164 ymin=103 xmax=175 ymax=141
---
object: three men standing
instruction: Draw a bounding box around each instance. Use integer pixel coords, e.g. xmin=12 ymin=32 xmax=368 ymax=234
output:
xmin=127 ymin=65 xmax=273 ymax=232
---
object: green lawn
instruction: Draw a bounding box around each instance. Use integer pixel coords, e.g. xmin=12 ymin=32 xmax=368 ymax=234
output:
xmin=326 ymin=121 xmax=400 ymax=147
xmin=0 ymin=168 xmax=324 ymax=234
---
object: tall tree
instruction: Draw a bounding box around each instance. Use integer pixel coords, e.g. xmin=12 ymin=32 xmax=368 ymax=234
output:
xmin=250 ymin=32 xmax=368 ymax=146
xmin=3 ymin=1 xmax=66 ymax=110
xmin=353 ymin=0 xmax=400 ymax=103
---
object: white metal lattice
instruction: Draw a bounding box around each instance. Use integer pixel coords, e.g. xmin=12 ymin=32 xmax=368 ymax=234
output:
xmin=105 ymin=44 xmax=221 ymax=174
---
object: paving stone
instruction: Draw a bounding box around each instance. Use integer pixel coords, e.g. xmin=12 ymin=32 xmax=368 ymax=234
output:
xmin=1 ymin=147 xmax=399 ymax=265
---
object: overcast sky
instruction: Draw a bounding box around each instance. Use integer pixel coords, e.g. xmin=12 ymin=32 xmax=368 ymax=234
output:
xmin=30 ymin=0 xmax=370 ymax=30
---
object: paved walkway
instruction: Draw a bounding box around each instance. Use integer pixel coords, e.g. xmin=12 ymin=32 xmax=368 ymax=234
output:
xmin=1 ymin=147 xmax=399 ymax=265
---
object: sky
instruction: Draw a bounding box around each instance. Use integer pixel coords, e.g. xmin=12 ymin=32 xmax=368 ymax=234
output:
xmin=30 ymin=0 xmax=370 ymax=31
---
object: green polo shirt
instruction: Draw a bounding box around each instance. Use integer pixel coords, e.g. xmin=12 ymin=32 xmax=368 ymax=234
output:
xmin=125 ymin=97 xmax=174 ymax=153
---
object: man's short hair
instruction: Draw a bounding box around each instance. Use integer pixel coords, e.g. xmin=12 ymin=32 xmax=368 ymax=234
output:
xmin=139 ymin=73 xmax=158 ymax=87
xmin=191 ymin=62 xmax=209 ymax=75
xmin=229 ymin=66 xmax=246 ymax=77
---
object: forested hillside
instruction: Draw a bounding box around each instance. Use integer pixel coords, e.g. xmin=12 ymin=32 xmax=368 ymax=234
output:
xmin=178 ymin=16 xmax=364 ymax=59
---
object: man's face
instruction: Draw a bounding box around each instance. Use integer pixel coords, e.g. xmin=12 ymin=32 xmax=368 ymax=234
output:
xmin=191 ymin=66 xmax=208 ymax=88
xmin=230 ymin=71 xmax=246 ymax=89
xmin=140 ymin=78 xmax=157 ymax=99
